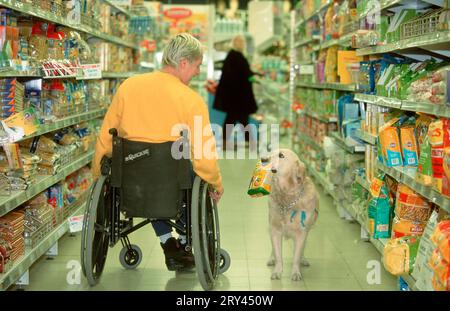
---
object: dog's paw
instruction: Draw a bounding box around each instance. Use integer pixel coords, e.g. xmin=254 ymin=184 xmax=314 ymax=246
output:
xmin=271 ymin=272 xmax=282 ymax=280
xmin=301 ymin=258 xmax=310 ymax=267
xmin=291 ymin=272 xmax=303 ymax=281
xmin=267 ymin=259 xmax=276 ymax=266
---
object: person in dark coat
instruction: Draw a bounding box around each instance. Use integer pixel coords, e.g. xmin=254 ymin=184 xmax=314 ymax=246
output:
xmin=213 ymin=35 xmax=258 ymax=149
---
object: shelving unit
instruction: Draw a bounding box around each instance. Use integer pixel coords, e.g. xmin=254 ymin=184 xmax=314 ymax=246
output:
xmin=329 ymin=132 xmax=366 ymax=154
xmin=357 ymin=31 xmax=450 ymax=56
xmin=0 ymin=0 xmax=139 ymax=50
xmin=355 ymin=129 xmax=377 ymax=145
xmin=355 ymin=174 xmax=371 ymax=191
xmin=0 ymin=201 xmax=86 ymax=291
xmin=0 ymin=0 xmax=145 ymax=289
xmin=297 ymin=82 xmax=356 ymax=92
xmin=0 ymin=151 xmax=94 ymax=217
xmin=355 ymin=94 xmax=450 ymax=118
xmin=378 ymin=163 xmax=450 ymax=212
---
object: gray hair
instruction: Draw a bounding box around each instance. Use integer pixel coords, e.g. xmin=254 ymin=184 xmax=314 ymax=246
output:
xmin=162 ymin=33 xmax=203 ymax=67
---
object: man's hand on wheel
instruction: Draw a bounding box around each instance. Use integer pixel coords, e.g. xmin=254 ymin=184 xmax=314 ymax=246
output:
xmin=209 ymin=186 xmax=224 ymax=204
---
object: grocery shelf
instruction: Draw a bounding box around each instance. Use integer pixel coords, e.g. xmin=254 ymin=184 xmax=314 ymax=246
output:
xmin=0 ymin=201 xmax=86 ymax=291
xmin=297 ymin=81 xmax=356 ymax=92
xmin=303 ymin=111 xmax=338 ymax=123
xmin=304 ymin=159 xmax=335 ymax=195
xmin=102 ymin=71 xmax=144 ymax=79
xmin=355 ymin=130 xmax=377 ymax=145
xmin=0 ymin=70 xmax=41 ymax=78
xmin=312 ymin=32 xmax=354 ymax=51
xmin=295 ymin=0 xmax=332 ymax=28
xmin=355 ymin=93 xmax=450 ymax=117
xmin=294 ymin=38 xmax=316 ymax=48
xmin=0 ymin=151 xmax=94 ymax=217
xmin=329 ymin=132 xmax=366 ymax=153
xmin=401 ymin=274 xmax=418 ymax=291
xmin=378 ymin=163 xmax=450 ymax=211
xmin=355 ymin=175 xmax=371 ymax=191
xmin=357 ymin=31 xmax=450 ymax=56
xmin=358 ymin=0 xmax=402 ymax=20
xmin=101 ymin=0 xmax=132 ymax=17
xmin=297 ymin=134 xmax=325 ymax=153
xmin=0 ymin=0 xmax=138 ymax=50
xmin=15 ymin=109 xmax=106 ymax=143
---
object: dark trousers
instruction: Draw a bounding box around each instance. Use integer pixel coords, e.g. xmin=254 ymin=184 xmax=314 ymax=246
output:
xmin=223 ymin=112 xmax=251 ymax=142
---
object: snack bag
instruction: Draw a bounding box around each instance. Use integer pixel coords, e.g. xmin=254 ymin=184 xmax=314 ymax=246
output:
xmin=431 ymin=221 xmax=450 ymax=262
xmin=428 ymin=249 xmax=450 ymax=291
xmin=417 ymin=134 xmax=433 ymax=185
xmin=429 ymin=119 xmax=444 ymax=192
xmin=400 ymin=125 xmax=419 ymax=166
xmin=442 ymin=118 xmax=450 ymax=197
xmin=248 ymin=160 xmax=271 ymax=197
xmin=395 ymin=184 xmax=431 ymax=222
xmin=392 ymin=216 xmax=426 ymax=238
xmin=383 ymin=236 xmax=420 ymax=276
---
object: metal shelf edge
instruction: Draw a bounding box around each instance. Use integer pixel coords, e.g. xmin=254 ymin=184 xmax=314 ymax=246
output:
xmin=0 ymin=151 xmax=94 ymax=217
xmin=0 ymin=203 xmax=86 ymax=290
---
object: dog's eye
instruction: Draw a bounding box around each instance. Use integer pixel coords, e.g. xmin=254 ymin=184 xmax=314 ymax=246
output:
xmin=279 ymin=153 xmax=284 ymax=158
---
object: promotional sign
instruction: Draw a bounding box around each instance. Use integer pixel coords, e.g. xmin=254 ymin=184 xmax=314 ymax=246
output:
xmin=79 ymin=64 xmax=102 ymax=80
xmin=163 ymin=5 xmax=210 ymax=44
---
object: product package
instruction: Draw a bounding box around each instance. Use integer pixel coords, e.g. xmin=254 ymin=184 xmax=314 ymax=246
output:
xmin=400 ymin=121 xmax=419 ymax=167
xmin=379 ymin=118 xmax=403 ymax=167
xmin=395 ymin=184 xmax=431 ymax=223
xmin=443 ymin=118 xmax=450 ymax=197
xmin=248 ymin=160 xmax=272 ymax=197
xmin=429 ymin=119 xmax=444 ymax=192
xmin=368 ymin=174 xmax=393 ymax=239
xmin=384 ymin=236 xmax=420 ymax=276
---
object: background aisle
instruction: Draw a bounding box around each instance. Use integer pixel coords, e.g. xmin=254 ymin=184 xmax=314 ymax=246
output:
xmin=20 ymin=155 xmax=397 ymax=291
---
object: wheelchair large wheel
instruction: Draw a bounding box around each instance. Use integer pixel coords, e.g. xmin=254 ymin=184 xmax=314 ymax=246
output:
xmin=81 ymin=175 xmax=111 ymax=286
xmin=191 ymin=177 xmax=223 ymax=291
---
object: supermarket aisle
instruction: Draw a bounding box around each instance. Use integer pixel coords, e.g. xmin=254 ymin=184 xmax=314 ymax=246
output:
xmin=21 ymin=156 xmax=398 ymax=291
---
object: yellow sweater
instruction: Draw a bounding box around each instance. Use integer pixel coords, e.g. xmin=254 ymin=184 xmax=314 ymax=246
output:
xmin=92 ymin=71 xmax=223 ymax=190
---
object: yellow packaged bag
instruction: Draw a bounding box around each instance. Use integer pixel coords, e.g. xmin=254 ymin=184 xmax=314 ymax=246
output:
xmin=248 ymin=160 xmax=271 ymax=197
xmin=383 ymin=236 xmax=420 ymax=276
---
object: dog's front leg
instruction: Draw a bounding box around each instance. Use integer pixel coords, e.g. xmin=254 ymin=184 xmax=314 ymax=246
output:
xmin=291 ymin=232 xmax=308 ymax=281
xmin=270 ymin=226 xmax=283 ymax=280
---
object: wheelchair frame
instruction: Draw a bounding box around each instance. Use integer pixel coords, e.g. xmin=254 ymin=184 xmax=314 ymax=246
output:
xmin=81 ymin=129 xmax=230 ymax=290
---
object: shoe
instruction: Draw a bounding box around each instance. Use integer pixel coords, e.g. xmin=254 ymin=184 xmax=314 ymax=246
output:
xmin=160 ymin=237 xmax=185 ymax=271
xmin=178 ymin=240 xmax=195 ymax=270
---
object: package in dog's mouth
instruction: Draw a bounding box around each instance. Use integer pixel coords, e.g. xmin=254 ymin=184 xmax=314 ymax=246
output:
xmin=248 ymin=160 xmax=271 ymax=197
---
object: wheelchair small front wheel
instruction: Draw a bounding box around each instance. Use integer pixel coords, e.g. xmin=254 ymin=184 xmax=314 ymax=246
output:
xmin=218 ymin=249 xmax=231 ymax=274
xmin=119 ymin=244 xmax=142 ymax=270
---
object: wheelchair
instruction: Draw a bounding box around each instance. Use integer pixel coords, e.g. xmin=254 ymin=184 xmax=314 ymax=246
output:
xmin=80 ymin=129 xmax=230 ymax=291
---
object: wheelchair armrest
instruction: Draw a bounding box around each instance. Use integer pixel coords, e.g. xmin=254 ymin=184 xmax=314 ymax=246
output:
xmin=100 ymin=156 xmax=112 ymax=176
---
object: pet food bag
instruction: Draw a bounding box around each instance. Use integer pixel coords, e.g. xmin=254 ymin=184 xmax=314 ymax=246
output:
xmin=379 ymin=123 xmax=403 ymax=167
xmin=442 ymin=119 xmax=450 ymax=198
xmin=392 ymin=217 xmax=426 ymax=238
xmin=428 ymin=248 xmax=450 ymax=291
xmin=368 ymin=175 xmax=392 ymax=239
xmin=417 ymin=134 xmax=433 ymax=186
xmin=431 ymin=221 xmax=450 ymax=262
xmin=383 ymin=236 xmax=420 ymax=276
xmin=248 ymin=160 xmax=271 ymax=197
xmin=400 ymin=126 xmax=419 ymax=166
xmin=395 ymin=184 xmax=431 ymax=222
xmin=429 ymin=119 xmax=444 ymax=193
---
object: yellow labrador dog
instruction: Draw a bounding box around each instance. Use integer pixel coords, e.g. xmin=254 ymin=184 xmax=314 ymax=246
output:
xmin=263 ymin=149 xmax=319 ymax=281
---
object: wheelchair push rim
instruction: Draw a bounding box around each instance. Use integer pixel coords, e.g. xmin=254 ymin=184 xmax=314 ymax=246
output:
xmin=191 ymin=177 xmax=221 ymax=291
xmin=83 ymin=175 xmax=111 ymax=286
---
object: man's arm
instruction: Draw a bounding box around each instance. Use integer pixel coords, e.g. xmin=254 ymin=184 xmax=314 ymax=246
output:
xmin=92 ymin=87 xmax=124 ymax=178
xmin=187 ymin=98 xmax=223 ymax=193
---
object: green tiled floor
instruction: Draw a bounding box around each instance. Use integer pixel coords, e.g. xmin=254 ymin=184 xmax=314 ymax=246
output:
xmin=19 ymin=154 xmax=398 ymax=291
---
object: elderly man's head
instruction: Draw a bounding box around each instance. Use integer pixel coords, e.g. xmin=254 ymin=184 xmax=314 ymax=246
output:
xmin=162 ymin=33 xmax=204 ymax=85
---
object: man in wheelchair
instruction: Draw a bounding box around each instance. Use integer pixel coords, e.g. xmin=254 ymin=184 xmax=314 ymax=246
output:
xmin=91 ymin=33 xmax=224 ymax=272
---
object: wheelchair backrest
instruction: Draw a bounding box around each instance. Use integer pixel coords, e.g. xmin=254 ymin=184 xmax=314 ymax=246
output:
xmin=110 ymin=132 xmax=192 ymax=220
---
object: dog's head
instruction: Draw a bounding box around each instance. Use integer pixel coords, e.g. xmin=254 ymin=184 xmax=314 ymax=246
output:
xmin=261 ymin=149 xmax=306 ymax=188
